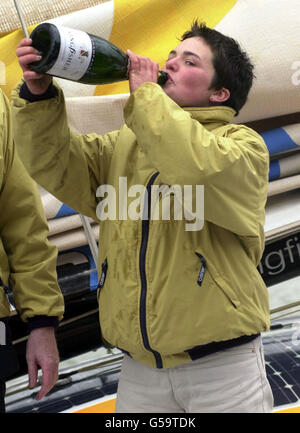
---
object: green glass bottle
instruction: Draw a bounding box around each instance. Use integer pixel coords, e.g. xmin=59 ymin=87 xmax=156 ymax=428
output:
xmin=29 ymin=23 xmax=168 ymax=86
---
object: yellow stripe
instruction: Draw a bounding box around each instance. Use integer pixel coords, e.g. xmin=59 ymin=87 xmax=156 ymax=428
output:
xmin=74 ymin=397 xmax=116 ymax=413
xmin=274 ymin=405 xmax=300 ymax=413
xmin=94 ymin=0 xmax=237 ymax=96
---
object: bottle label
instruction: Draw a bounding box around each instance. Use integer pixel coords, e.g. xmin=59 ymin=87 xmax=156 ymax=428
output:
xmin=48 ymin=25 xmax=93 ymax=80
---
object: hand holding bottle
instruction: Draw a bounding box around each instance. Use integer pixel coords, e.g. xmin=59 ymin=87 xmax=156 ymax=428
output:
xmin=127 ymin=49 xmax=160 ymax=93
xmin=16 ymin=38 xmax=52 ymax=95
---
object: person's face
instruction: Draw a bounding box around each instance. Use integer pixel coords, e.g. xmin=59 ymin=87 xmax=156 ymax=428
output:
xmin=161 ymin=37 xmax=225 ymax=107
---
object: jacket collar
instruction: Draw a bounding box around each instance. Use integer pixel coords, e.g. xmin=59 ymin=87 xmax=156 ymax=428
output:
xmin=184 ymin=105 xmax=236 ymax=131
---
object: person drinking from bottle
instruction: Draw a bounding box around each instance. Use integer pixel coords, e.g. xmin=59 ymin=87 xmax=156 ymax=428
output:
xmin=12 ymin=20 xmax=273 ymax=413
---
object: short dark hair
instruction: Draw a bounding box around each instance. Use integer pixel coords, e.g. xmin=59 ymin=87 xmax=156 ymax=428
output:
xmin=181 ymin=20 xmax=255 ymax=115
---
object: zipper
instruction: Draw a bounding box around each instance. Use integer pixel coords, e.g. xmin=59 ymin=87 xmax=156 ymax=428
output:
xmin=139 ymin=172 xmax=163 ymax=368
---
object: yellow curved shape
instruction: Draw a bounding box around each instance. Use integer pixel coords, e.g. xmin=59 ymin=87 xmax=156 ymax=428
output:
xmin=94 ymin=0 xmax=237 ymax=96
xmin=0 ymin=25 xmax=37 ymax=98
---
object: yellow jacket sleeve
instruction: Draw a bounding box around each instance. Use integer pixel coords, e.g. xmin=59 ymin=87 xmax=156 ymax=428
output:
xmin=11 ymin=81 xmax=118 ymax=221
xmin=0 ymin=90 xmax=64 ymax=322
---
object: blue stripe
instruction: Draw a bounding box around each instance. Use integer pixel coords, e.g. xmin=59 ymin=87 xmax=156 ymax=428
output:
xmin=261 ymin=128 xmax=299 ymax=156
xmin=56 ymin=203 xmax=77 ymax=218
xmin=269 ymin=160 xmax=281 ymax=181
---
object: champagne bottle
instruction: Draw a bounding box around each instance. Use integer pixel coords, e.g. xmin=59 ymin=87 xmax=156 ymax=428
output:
xmin=29 ymin=23 xmax=168 ymax=86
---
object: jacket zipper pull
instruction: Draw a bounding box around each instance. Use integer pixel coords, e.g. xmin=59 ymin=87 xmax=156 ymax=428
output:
xmin=97 ymin=258 xmax=108 ymax=291
xmin=195 ymin=253 xmax=206 ymax=286
xmin=0 ymin=278 xmax=16 ymax=311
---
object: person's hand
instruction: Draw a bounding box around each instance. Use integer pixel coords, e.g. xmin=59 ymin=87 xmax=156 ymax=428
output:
xmin=26 ymin=327 xmax=60 ymax=400
xmin=16 ymin=38 xmax=52 ymax=95
xmin=127 ymin=49 xmax=159 ymax=93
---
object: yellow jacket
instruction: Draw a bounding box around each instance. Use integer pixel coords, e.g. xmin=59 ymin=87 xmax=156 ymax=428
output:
xmin=0 ymin=89 xmax=64 ymax=323
xmin=11 ymin=81 xmax=269 ymax=368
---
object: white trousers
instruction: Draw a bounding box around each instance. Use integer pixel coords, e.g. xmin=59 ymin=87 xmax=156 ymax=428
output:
xmin=115 ymin=336 xmax=274 ymax=413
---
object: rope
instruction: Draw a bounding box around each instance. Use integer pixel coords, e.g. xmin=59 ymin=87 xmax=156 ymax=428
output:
xmin=270 ymin=300 xmax=300 ymax=315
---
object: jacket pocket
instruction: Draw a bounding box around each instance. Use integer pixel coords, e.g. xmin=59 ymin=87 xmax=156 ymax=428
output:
xmin=214 ymin=275 xmax=241 ymax=310
xmin=97 ymin=258 xmax=108 ymax=295
xmin=195 ymin=252 xmax=206 ymax=286
xmin=195 ymin=256 xmax=241 ymax=310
